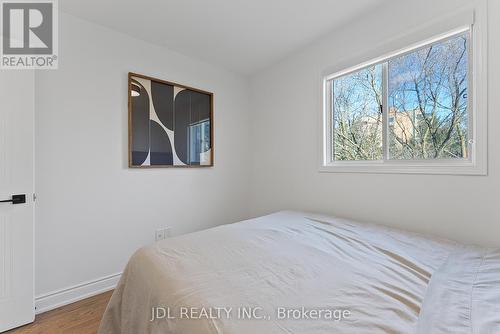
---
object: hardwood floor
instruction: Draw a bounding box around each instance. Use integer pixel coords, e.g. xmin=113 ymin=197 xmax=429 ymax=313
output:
xmin=4 ymin=291 xmax=113 ymax=334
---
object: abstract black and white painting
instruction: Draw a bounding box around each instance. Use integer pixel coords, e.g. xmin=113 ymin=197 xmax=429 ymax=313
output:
xmin=128 ymin=73 xmax=213 ymax=167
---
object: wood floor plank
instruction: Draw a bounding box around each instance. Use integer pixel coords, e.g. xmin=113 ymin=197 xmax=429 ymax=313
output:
xmin=4 ymin=291 xmax=113 ymax=334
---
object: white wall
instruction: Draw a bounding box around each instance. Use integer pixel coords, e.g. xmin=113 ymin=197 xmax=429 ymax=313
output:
xmin=35 ymin=13 xmax=251 ymax=297
xmin=35 ymin=0 xmax=499 ymax=304
xmin=249 ymin=0 xmax=500 ymax=247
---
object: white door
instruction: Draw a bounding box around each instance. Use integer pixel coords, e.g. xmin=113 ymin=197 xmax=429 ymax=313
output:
xmin=0 ymin=70 xmax=35 ymax=331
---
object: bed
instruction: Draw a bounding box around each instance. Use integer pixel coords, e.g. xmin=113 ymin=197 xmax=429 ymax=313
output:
xmin=98 ymin=211 xmax=500 ymax=334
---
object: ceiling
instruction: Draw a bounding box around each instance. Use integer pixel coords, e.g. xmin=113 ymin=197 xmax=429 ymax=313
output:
xmin=60 ymin=0 xmax=388 ymax=75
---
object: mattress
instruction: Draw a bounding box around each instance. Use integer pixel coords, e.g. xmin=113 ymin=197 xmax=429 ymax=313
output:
xmin=98 ymin=211 xmax=500 ymax=334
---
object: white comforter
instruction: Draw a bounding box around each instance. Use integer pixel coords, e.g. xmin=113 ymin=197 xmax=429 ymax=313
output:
xmin=98 ymin=211 xmax=500 ymax=334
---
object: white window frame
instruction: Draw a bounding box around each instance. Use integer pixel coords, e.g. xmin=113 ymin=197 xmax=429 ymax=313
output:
xmin=319 ymin=8 xmax=487 ymax=175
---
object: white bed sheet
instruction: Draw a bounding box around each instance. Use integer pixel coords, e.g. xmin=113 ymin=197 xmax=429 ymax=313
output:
xmin=98 ymin=211 xmax=500 ymax=334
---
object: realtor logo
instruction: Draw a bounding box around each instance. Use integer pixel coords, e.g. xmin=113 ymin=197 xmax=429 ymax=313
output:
xmin=1 ymin=0 xmax=58 ymax=69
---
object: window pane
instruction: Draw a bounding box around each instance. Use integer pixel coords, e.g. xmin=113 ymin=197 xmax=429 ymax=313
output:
xmin=188 ymin=120 xmax=211 ymax=164
xmin=388 ymin=32 xmax=469 ymax=160
xmin=333 ymin=65 xmax=383 ymax=161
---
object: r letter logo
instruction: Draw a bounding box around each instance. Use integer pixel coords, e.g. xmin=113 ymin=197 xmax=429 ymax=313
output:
xmin=1 ymin=0 xmax=58 ymax=69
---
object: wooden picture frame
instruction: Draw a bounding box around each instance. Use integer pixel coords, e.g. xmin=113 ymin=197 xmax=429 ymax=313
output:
xmin=128 ymin=72 xmax=214 ymax=168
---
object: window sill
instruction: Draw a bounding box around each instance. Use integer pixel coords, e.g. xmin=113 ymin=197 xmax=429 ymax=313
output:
xmin=319 ymin=161 xmax=487 ymax=176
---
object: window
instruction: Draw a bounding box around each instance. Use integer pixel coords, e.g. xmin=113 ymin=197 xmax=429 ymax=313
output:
xmin=388 ymin=33 xmax=469 ymax=160
xmin=322 ymin=25 xmax=486 ymax=175
xmin=332 ymin=64 xmax=383 ymax=161
xmin=188 ymin=119 xmax=211 ymax=165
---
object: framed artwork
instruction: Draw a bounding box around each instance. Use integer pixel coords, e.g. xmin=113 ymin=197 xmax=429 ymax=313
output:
xmin=128 ymin=72 xmax=213 ymax=167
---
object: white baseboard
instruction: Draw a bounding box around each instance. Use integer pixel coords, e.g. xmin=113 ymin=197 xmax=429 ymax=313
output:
xmin=35 ymin=272 xmax=122 ymax=315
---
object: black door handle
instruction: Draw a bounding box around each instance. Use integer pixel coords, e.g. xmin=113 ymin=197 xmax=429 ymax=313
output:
xmin=0 ymin=194 xmax=26 ymax=204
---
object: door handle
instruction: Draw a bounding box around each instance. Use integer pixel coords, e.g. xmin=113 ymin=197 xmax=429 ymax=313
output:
xmin=0 ymin=194 xmax=26 ymax=204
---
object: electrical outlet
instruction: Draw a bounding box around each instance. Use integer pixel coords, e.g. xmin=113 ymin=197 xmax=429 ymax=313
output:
xmin=155 ymin=229 xmax=165 ymax=241
xmin=155 ymin=227 xmax=172 ymax=241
